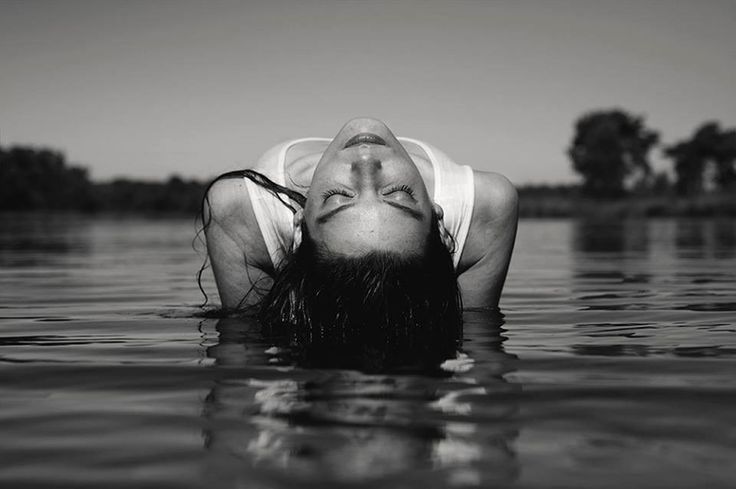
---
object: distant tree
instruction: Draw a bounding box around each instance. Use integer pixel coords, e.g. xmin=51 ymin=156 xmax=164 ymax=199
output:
xmin=649 ymin=171 xmax=672 ymax=195
xmin=0 ymin=145 xmax=95 ymax=210
xmin=712 ymin=128 xmax=736 ymax=189
xmin=92 ymin=175 xmax=206 ymax=213
xmin=0 ymin=144 xmax=206 ymax=213
xmin=568 ymin=109 xmax=659 ymax=198
xmin=664 ymin=121 xmax=736 ymax=195
xmin=664 ymin=125 xmax=712 ymax=196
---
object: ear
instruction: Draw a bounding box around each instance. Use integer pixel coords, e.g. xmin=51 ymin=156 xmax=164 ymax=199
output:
xmin=291 ymin=209 xmax=303 ymax=252
xmin=433 ymin=204 xmax=454 ymax=252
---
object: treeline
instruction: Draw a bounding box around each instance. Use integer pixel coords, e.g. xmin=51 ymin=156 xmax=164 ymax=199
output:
xmin=3 ymin=109 xmax=735 ymax=217
xmin=517 ymin=183 xmax=736 ymax=218
xmin=0 ymin=146 xmax=207 ymax=213
xmin=518 ymin=109 xmax=736 ymax=217
xmin=567 ymin=109 xmax=736 ymax=198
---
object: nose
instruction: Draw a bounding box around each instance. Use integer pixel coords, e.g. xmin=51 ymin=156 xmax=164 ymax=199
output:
xmin=351 ymin=154 xmax=382 ymax=174
xmin=350 ymin=155 xmax=382 ymax=191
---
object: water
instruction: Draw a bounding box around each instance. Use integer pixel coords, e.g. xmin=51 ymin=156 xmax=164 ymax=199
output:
xmin=1 ymin=213 xmax=735 ymax=488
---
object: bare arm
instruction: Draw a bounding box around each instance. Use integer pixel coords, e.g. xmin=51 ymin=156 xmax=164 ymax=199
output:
xmin=203 ymin=177 xmax=273 ymax=311
xmin=457 ymin=172 xmax=519 ymax=309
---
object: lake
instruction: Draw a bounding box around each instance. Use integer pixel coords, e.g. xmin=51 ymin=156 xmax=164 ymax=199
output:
xmin=1 ymin=214 xmax=735 ymax=488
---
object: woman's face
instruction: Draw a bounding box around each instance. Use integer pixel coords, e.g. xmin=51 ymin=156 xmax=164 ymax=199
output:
xmin=303 ymin=117 xmax=435 ymax=256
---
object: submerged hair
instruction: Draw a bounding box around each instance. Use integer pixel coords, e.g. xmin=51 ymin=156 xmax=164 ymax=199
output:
xmin=262 ymin=222 xmax=462 ymax=367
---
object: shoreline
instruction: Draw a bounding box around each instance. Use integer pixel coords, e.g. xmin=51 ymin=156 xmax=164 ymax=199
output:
xmin=518 ymin=192 xmax=736 ymax=218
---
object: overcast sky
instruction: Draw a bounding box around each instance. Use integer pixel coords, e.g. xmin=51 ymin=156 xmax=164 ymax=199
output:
xmin=1 ymin=0 xmax=735 ymax=184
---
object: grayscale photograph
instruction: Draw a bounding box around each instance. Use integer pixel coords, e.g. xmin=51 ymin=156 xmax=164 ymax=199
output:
xmin=1 ymin=1 xmax=735 ymax=488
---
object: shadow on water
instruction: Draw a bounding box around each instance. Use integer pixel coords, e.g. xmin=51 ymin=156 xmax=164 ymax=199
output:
xmin=200 ymin=310 xmax=521 ymax=487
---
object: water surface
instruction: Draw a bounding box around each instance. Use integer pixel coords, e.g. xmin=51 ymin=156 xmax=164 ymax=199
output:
xmin=1 ymin=214 xmax=735 ymax=488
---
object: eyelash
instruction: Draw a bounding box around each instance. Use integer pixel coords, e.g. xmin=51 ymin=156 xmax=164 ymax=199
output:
xmin=321 ymin=185 xmax=414 ymax=201
xmin=385 ymin=184 xmax=415 ymax=197
xmin=321 ymin=188 xmax=353 ymax=200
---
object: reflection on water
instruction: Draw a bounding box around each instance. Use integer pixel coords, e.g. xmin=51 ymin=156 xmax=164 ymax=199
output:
xmin=572 ymin=218 xmax=650 ymax=254
xmin=676 ymin=218 xmax=736 ymax=260
xmin=1 ymin=214 xmax=735 ymax=488
xmin=714 ymin=220 xmax=736 ymax=259
xmin=201 ymin=312 xmax=520 ymax=487
xmin=563 ymin=219 xmax=736 ymax=362
xmin=0 ymin=213 xmax=92 ymax=267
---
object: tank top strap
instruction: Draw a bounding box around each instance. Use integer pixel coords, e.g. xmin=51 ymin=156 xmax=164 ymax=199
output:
xmin=398 ymin=137 xmax=475 ymax=269
xmin=246 ymin=138 xmax=313 ymax=268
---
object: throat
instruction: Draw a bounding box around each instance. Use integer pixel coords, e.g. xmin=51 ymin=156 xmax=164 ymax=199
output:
xmin=284 ymin=140 xmax=329 ymax=190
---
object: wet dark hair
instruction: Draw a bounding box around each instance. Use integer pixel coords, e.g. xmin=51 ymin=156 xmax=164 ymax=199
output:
xmin=198 ymin=170 xmax=463 ymax=368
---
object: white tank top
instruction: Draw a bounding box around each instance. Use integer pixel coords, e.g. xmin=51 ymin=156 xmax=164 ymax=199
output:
xmin=243 ymin=137 xmax=475 ymax=269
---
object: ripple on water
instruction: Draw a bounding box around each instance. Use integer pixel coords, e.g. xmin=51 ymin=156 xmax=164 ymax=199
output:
xmin=0 ymin=216 xmax=735 ymax=488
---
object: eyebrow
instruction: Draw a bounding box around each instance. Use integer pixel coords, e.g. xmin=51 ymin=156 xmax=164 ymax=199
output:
xmin=316 ymin=201 xmax=424 ymax=224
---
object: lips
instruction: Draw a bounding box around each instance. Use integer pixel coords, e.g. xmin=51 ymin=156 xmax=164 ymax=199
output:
xmin=343 ymin=133 xmax=387 ymax=149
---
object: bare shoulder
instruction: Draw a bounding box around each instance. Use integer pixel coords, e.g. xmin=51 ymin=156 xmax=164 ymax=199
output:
xmin=471 ymin=170 xmax=519 ymax=228
xmin=204 ymin=175 xmax=271 ymax=270
xmin=457 ymin=170 xmax=518 ymax=271
xmin=461 ymin=170 xmax=518 ymax=259
xmin=205 ymin=176 xmax=252 ymax=227
xmin=456 ymin=171 xmax=519 ymax=308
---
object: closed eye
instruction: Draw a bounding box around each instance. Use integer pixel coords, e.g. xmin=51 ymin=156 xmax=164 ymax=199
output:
xmin=321 ymin=188 xmax=354 ymax=202
xmin=383 ymin=184 xmax=416 ymax=201
xmin=315 ymin=183 xmax=424 ymax=223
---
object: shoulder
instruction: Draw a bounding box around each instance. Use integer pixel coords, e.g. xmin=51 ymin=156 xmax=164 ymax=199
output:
xmin=471 ymin=170 xmax=519 ymax=229
xmin=456 ymin=170 xmax=518 ymax=271
xmin=205 ymin=176 xmax=252 ymax=229
xmin=456 ymin=171 xmax=518 ymax=307
xmin=204 ymin=174 xmax=271 ymax=270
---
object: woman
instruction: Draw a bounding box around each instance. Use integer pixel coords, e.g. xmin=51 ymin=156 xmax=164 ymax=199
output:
xmin=202 ymin=117 xmax=518 ymax=339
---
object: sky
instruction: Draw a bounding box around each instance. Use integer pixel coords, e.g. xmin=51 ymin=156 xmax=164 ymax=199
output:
xmin=1 ymin=0 xmax=735 ymax=185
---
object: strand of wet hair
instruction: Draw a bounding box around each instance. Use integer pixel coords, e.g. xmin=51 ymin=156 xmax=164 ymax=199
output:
xmin=195 ymin=168 xmax=307 ymax=310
